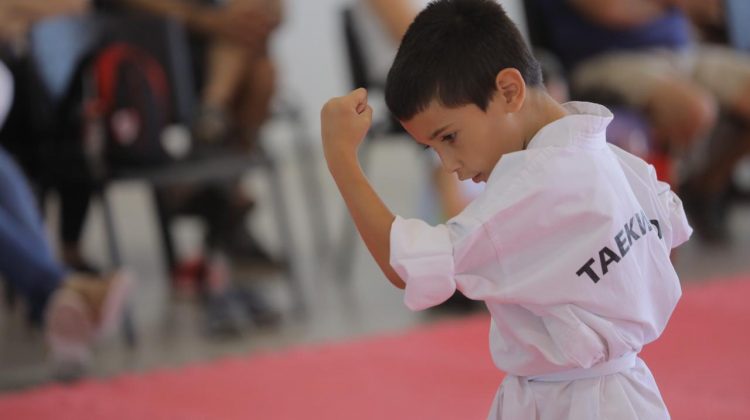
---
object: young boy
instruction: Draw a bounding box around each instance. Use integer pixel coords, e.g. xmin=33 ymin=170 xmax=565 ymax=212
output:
xmin=321 ymin=0 xmax=691 ymax=418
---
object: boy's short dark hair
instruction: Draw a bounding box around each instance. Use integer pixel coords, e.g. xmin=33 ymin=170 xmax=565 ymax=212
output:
xmin=385 ymin=0 xmax=543 ymax=121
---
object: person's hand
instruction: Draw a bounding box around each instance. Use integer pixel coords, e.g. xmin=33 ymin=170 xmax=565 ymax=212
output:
xmin=321 ymin=88 xmax=373 ymax=162
xmin=0 ymin=7 xmax=31 ymax=44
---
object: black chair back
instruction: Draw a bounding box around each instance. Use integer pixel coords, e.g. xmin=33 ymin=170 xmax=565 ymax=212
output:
xmin=341 ymin=7 xmax=373 ymax=90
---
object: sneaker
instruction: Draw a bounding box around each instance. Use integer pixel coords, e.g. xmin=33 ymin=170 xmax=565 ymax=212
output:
xmin=236 ymin=287 xmax=281 ymax=327
xmin=45 ymin=270 xmax=134 ymax=378
xmin=225 ymin=230 xmax=286 ymax=272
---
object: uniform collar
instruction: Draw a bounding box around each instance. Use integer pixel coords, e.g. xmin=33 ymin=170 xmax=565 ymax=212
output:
xmin=526 ymin=101 xmax=613 ymax=151
xmin=485 ymin=102 xmax=613 ymax=187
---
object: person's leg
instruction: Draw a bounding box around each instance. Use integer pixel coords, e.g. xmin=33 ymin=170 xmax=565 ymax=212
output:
xmin=689 ymin=45 xmax=750 ymax=194
xmin=0 ymin=209 xmax=65 ymax=324
xmin=57 ymin=180 xmax=94 ymax=271
xmin=643 ymin=78 xmax=717 ymax=153
xmin=201 ymin=40 xmax=250 ymax=112
xmin=233 ymin=54 xmax=276 ymax=145
xmin=0 ymin=148 xmax=66 ymax=324
xmin=432 ymin=166 xmax=467 ymax=220
xmin=572 ymin=50 xmax=718 ymax=153
xmin=0 ymin=148 xmax=48 ymax=237
xmin=194 ymin=28 xmax=254 ymax=140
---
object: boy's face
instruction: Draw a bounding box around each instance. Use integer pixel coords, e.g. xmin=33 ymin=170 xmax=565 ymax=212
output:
xmin=401 ymin=96 xmax=524 ymax=183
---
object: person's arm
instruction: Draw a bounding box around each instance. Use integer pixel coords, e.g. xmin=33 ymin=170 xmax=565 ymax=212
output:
xmin=568 ymin=0 xmax=673 ymax=28
xmin=365 ymin=0 xmax=419 ymax=42
xmin=321 ymin=88 xmax=405 ymax=289
xmin=116 ymin=0 xmax=279 ymax=50
xmin=0 ymin=0 xmax=88 ymax=43
xmin=3 ymin=0 xmax=88 ymax=18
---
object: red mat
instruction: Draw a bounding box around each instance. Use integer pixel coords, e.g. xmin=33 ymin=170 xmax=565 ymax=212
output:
xmin=1 ymin=277 xmax=749 ymax=419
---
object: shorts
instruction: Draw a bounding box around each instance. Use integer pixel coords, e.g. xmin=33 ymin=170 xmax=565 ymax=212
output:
xmin=570 ymin=45 xmax=750 ymax=108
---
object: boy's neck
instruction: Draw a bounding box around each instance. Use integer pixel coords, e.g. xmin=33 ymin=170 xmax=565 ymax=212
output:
xmin=519 ymin=88 xmax=568 ymax=149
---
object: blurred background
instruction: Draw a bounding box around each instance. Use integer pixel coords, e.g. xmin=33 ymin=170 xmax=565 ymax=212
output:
xmin=0 ymin=0 xmax=749 ymax=413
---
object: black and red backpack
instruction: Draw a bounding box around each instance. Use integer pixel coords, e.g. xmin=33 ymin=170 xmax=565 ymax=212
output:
xmin=82 ymin=41 xmax=175 ymax=169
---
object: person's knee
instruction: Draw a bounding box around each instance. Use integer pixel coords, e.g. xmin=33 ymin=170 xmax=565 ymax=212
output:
xmin=250 ymin=57 xmax=276 ymax=93
xmin=650 ymin=85 xmax=718 ymax=147
xmin=682 ymin=92 xmax=718 ymax=140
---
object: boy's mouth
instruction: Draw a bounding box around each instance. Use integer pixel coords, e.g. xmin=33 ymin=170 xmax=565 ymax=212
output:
xmin=472 ymin=173 xmax=483 ymax=183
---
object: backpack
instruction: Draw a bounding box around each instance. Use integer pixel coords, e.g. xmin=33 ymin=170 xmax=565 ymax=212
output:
xmin=83 ymin=41 xmax=176 ymax=169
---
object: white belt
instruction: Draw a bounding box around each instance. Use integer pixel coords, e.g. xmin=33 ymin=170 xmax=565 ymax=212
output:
xmin=526 ymin=352 xmax=638 ymax=382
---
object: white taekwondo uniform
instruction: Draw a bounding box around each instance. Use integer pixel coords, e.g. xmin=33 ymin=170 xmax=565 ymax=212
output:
xmin=389 ymin=102 xmax=692 ymax=419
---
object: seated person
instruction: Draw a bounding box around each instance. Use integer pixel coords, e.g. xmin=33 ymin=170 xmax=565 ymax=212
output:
xmin=532 ymin=0 xmax=750 ymax=241
xmin=0 ymin=62 xmax=131 ymax=377
xmin=0 ymin=0 xmax=97 ymax=272
xmin=95 ymin=0 xmax=285 ymax=267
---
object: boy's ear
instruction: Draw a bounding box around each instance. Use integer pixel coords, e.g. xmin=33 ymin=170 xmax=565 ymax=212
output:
xmin=494 ymin=68 xmax=525 ymax=113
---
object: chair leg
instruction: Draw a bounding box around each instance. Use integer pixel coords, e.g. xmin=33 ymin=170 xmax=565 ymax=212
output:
xmin=99 ymin=189 xmax=122 ymax=267
xmin=335 ymin=136 xmax=374 ymax=284
xmin=289 ymin=106 xmax=331 ymax=262
xmin=151 ymin=188 xmax=178 ymax=275
xmin=97 ymin=189 xmax=138 ymax=348
xmin=261 ymin=150 xmax=307 ymax=316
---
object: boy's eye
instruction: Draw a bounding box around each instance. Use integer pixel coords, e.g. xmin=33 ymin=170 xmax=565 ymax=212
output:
xmin=441 ymin=132 xmax=457 ymax=143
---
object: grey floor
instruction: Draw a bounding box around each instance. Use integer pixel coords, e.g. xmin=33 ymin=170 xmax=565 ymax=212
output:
xmin=2 ymin=126 xmax=750 ymax=393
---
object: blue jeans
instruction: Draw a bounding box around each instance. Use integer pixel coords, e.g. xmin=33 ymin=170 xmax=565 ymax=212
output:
xmin=0 ymin=147 xmax=65 ymax=324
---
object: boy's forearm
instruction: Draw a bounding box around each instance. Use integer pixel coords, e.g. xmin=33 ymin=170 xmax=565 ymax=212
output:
xmin=327 ymin=153 xmax=406 ymax=289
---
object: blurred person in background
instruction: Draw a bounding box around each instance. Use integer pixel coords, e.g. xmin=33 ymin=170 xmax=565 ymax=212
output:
xmin=93 ymin=0 xmax=283 ymax=331
xmin=104 ymin=0 xmax=282 ymax=146
xmin=0 ymin=0 xmax=99 ymax=273
xmin=95 ymin=0 xmax=285 ymax=269
xmin=0 ymin=60 xmax=132 ymax=379
xmin=531 ymin=0 xmax=750 ymax=241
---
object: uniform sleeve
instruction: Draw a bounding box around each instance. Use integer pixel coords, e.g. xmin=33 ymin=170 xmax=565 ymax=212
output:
xmin=390 ymin=216 xmax=457 ymax=311
xmin=651 ymin=169 xmax=693 ymax=249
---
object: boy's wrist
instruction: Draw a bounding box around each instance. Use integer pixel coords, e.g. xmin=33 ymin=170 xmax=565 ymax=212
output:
xmin=325 ymin=147 xmax=361 ymax=176
xmin=323 ymin=140 xmax=359 ymax=162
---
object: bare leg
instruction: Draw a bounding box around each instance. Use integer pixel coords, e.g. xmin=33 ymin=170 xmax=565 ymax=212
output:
xmin=432 ymin=167 xmax=468 ymax=220
xmin=676 ymin=81 xmax=750 ymax=241
xmin=201 ymin=39 xmax=251 ymax=110
xmin=234 ymin=55 xmax=276 ymax=145
xmin=644 ymin=78 xmax=718 ymax=153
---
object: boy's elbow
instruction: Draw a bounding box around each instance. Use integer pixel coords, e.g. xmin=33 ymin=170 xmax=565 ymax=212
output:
xmin=385 ymin=271 xmax=406 ymax=289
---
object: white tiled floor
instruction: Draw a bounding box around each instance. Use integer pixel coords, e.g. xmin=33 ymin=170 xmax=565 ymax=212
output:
xmin=2 ymin=126 xmax=750 ymax=392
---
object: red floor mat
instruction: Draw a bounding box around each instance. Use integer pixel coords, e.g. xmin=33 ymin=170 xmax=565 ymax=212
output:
xmin=1 ymin=277 xmax=749 ymax=419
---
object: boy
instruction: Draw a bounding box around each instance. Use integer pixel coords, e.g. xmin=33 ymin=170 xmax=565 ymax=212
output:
xmin=321 ymin=0 xmax=691 ymax=418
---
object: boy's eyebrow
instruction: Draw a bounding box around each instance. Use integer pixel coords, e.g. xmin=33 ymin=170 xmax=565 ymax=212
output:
xmin=429 ymin=124 xmax=453 ymax=140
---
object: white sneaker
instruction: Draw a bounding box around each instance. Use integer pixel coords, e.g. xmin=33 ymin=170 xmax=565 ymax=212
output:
xmin=45 ymin=270 xmax=134 ymax=378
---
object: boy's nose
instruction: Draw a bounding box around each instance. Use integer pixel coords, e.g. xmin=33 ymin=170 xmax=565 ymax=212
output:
xmin=440 ymin=153 xmax=461 ymax=174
